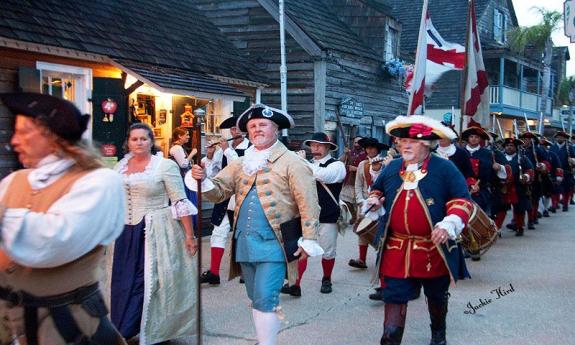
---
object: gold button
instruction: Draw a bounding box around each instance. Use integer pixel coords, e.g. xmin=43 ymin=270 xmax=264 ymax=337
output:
xmin=25 ymin=204 xmax=32 ymax=209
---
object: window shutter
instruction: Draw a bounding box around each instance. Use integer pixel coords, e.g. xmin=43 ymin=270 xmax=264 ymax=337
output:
xmin=18 ymin=66 xmax=41 ymax=92
xmin=503 ymin=13 xmax=508 ymax=42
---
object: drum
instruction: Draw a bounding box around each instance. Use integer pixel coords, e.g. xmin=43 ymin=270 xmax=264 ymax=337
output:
xmin=353 ymin=217 xmax=378 ymax=248
xmin=459 ymin=202 xmax=499 ymax=257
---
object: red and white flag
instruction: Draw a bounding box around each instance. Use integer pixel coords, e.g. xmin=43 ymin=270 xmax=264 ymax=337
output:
xmin=406 ymin=0 xmax=429 ymax=115
xmin=405 ymin=16 xmax=465 ymax=97
xmin=462 ymin=0 xmax=489 ymax=126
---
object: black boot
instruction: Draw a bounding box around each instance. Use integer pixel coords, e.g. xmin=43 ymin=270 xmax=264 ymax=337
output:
xmin=428 ymin=299 xmax=448 ymax=345
xmin=380 ymin=304 xmax=407 ymax=345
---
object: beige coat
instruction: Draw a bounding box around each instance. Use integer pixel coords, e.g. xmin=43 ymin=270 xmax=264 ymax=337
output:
xmin=354 ymin=159 xmax=371 ymax=204
xmin=203 ymin=141 xmax=320 ymax=284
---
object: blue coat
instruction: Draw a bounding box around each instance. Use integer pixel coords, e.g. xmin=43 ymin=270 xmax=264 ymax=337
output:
xmin=372 ymin=155 xmax=471 ymax=282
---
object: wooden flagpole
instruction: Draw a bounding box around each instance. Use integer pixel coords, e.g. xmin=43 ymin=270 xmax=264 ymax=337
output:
xmin=193 ymin=115 xmax=203 ymax=345
xmin=459 ymin=0 xmax=472 ymax=135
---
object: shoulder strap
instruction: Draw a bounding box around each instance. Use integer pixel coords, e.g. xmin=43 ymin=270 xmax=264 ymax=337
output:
xmin=319 ymin=181 xmax=338 ymax=206
xmin=363 ymin=160 xmax=372 ymax=186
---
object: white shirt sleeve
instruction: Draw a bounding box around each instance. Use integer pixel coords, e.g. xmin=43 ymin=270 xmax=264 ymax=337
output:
xmin=0 ymin=169 xmax=126 ymax=268
xmin=312 ymin=160 xmax=347 ymax=184
xmin=169 ymin=145 xmax=190 ymax=168
xmin=223 ymin=147 xmax=239 ymax=162
xmin=435 ymin=214 xmax=465 ymax=239
xmin=496 ymin=164 xmax=507 ymax=179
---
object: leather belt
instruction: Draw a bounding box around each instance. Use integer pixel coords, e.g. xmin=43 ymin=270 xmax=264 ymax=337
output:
xmin=0 ymin=282 xmax=99 ymax=308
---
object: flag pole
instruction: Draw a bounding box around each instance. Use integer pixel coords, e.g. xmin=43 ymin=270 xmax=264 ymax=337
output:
xmin=459 ymin=0 xmax=472 ymax=134
xmin=407 ymin=0 xmax=429 ymax=115
xmin=193 ymin=115 xmax=203 ymax=345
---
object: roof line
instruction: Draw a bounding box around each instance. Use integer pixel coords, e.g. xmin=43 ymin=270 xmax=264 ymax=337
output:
xmin=0 ymin=37 xmax=109 ymax=63
xmin=209 ymin=75 xmax=268 ymax=88
xmin=257 ymin=0 xmax=324 ymax=57
xmin=109 ymin=60 xmax=246 ymax=101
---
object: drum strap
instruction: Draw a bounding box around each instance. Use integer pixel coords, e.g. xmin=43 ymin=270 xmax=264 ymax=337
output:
xmin=320 ymin=182 xmax=339 ymax=208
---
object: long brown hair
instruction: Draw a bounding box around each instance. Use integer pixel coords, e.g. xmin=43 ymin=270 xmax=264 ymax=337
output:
xmin=171 ymin=127 xmax=189 ymax=147
xmin=124 ymin=123 xmax=160 ymax=155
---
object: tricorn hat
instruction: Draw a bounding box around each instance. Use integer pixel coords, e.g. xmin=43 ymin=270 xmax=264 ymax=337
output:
xmin=554 ymin=130 xmax=570 ymax=139
xmin=0 ymin=92 xmax=90 ymax=142
xmin=304 ymin=132 xmax=338 ymax=151
xmin=519 ymin=132 xmax=540 ymax=140
xmin=386 ymin=115 xmax=457 ymax=140
xmin=358 ymin=137 xmax=389 ymax=152
xmin=461 ymin=126 xmax=490 ymax=141
xmin=503 ymin=137 xmax=524 ymax=147
xmin=236 ymin=104 xmax=295 ymax=132
xmin=219 ymin=115 xmax=241 ymax=129
xmin=540 ymin=137 xmax=553 ymax=147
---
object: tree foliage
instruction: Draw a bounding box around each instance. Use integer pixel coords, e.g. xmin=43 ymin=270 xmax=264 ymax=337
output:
xmin=558 ymin=76 xmax=575 ymax=105
xmin=507 ymin=7 xmax=562 ymax=54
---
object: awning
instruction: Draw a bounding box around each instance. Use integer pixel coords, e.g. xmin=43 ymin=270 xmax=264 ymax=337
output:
xmin=111 ymin=59 xmax=247 ymax=101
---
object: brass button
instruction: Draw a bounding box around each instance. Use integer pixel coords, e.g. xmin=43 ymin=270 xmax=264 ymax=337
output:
xmin=25 ymin=204 xmax=32 ymax=209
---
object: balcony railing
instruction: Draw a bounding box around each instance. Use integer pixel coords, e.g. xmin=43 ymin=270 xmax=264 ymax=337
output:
xmin=489 ymin=86 xmax=552 ymax=115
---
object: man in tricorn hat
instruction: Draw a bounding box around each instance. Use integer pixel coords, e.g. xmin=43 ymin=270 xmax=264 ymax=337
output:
xmin=550 ymin=130 xmax=575 ymax=212
xmin=281 ymin=132 xmax=345 ymax=296
xmin=200 ymin=114 xmax=251 ymax=285
xmin=498 ymin=137 xmax=534 ymax=236
xmin=365 ymin=115 xmax=472 ymax=345
xmin=461 ymin=126 xmax=507 ymax=215
xmin=0 ymin=93 xmax=126 ymax=344
xmin=190 ymin=104 xmax=322 ymax=345
xmin=348 ymin=138 xmax=388 ymax=266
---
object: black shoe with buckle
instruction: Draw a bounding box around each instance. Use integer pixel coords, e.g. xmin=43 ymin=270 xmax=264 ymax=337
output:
xmin=200 ymin=270 xmax=220 ymax=285
xmin=280 ymin=283 xmax=301 ymax=297
xmin=506 ymin=223 xmax=517 ymax=231
xmin=549 ymin=207 xmax=556 ymax=213
xmin=320 ymin=277 xmax=332 ymax=294
xmin=348 ymin=259 xmax=367 ymax=269
xmin=369 ymin=287 xmax=384 ymax=301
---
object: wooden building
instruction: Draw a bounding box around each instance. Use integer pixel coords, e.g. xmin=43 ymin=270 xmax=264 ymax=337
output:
xmin=385 ymin=0 xmax=570 ymax=135
xmin=192 ymin=0 xmax=407 ymax=150
xmin=0 ymin=0 xmax=266 ymax=178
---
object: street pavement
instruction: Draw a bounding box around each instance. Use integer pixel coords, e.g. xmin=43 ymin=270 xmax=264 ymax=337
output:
xmin=175 ymin=208 xmax=575 ymax=345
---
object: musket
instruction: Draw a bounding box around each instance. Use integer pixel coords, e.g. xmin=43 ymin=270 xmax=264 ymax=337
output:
xmin=192 ymin=115 xmax=203 ymax=345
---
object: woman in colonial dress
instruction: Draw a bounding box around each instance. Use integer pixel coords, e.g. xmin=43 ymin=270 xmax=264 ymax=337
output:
xmin=110 ymin=123 xmax=199 ymax=344
xmin=169 ymin=126 xmax=199 ymax=229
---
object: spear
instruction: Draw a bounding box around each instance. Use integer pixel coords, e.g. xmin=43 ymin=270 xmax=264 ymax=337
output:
xmin=192 ymin=114 xmax=203 ymax=345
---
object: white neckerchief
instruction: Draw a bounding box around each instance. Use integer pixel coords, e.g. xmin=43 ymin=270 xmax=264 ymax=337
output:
xmin=312 ymin=154 xmax=331 ymax=165
xmin=242 ymin=140 xmax=278 ymax=176
xmin=466 ymin=144 xmax=480 ymax=154
xmin=28 ymin=154 xmax=76 ymax=189
xmin=505 ymin=153 xmax=516 ymax=162
xmin=437 ymin=144 xmax=456 ymax=159
xmin=234 ymin=137 xmax=250 ymax=150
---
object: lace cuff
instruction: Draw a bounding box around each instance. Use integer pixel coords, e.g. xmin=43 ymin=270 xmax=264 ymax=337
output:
xmin=170 ymin=199 xmax=198 ymax=218
xmin=435 ymin=214 xmax=464 ymax=239
xmin=297 ymin=238 xmax=324 ymax=257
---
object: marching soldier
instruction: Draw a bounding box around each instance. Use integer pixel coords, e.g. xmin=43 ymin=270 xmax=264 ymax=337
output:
xmin=550 ymin=131 xmax=575 ymax=212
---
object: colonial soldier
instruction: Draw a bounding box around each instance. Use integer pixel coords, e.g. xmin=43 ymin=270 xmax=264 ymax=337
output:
xmin=200 ymin=115 xmax=251 ymax=285
xmin=282 ymin=132 xmax=346 ymax=296
xmin=190 ymin=104 xmax=322 ymax=345
xmin=0 ymin=93 xmax=126 ymax=344
xmin=367 ymin=115 xmax=472 ymax=345
xmin=436 ymin=126 xmax=474 ymax=181
xmin=519 ymin=132 xmax=550 ymax=229
xmin=539 ymin=137 xmax=563 ymax=216
xmin=550 ymin=131 xmax=575 ymax=212
xmin=339 ymin=136 xmax=367 ymax=223
xmin=349 ymin=137 xmax=389 ymax=271
xmin=500 ymin=137 xmax=534 ymax=236
xmin=461 ymin=126 xmax=507 ymax=215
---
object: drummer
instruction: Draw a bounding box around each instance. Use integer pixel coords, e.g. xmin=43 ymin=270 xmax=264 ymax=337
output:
xmin=366 ymin=115 xmax=472 ymax=345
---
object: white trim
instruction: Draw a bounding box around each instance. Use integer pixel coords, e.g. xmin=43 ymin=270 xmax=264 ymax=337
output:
xmin=36 ymin=61 xmax=93 ymax=141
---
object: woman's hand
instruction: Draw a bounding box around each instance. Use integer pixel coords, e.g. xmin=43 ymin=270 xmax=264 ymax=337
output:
xmin=185 ymin=237 xmax=198 ymax=256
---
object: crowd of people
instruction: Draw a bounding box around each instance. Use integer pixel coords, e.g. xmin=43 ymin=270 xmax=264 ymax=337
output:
xmin=0 ymin=92 xmax=574 ymax=345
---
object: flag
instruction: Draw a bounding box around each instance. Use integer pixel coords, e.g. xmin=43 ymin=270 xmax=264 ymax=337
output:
xmin=462 ymin=0 xmax=489 ymax=126
xmin=407 ymin=0 xmax=429 ymax=115
xmin=405 ymin=15 xmax=465 ymax=97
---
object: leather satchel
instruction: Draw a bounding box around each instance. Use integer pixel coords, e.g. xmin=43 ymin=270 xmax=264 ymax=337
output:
xmin=280 ymin=217 xmax=302 ymax=262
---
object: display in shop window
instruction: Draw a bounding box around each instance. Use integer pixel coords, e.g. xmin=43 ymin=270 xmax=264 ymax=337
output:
xmin=180 ymin=104 xmax=195 ymax=127
xmin=101 ymin=98 xmax=117 ymax=122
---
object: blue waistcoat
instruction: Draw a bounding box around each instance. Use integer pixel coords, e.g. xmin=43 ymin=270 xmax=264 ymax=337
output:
xmin=234 ymin=186 xmax=284 ymax=262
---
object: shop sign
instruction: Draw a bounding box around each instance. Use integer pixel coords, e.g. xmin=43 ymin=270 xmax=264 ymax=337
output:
xmin=339 ymin=97 xmax=364 ymax=118
xmin=101 ymin=98 xmax=118 ymax=122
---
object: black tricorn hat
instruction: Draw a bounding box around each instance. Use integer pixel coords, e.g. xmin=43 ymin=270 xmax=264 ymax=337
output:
xmin=219 ymin=115 xmax=240 ymax=129
xmin=461 ymin=126 xmax=490 ymax=141
xmin=503 ymin=137 xmax=524 ymax=147
xmin=554 ymin=130 xmax=570 ymax=139
xmin=519 ymin=132 xmax=540 ymax=140
xmin=236 ymin=104 xmax=295 ymax=132
xmin=304 ymin=132 xmax=338 ymax=151
xmin=0 ymin=92 xmax=90 ymax=142
xmin=358 ymin=137 xmax=389 ymax=152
